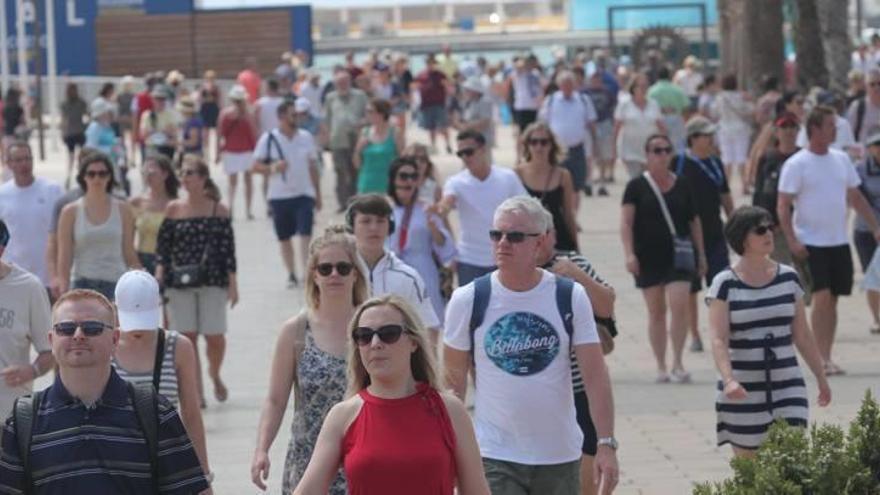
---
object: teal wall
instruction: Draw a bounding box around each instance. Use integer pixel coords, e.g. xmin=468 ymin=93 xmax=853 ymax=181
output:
xmin=571 ymin=0 xmax=718 ymax=31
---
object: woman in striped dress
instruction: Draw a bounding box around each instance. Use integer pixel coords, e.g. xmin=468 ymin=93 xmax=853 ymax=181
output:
xmin=706 ymin=206 xmax=830 ymax=457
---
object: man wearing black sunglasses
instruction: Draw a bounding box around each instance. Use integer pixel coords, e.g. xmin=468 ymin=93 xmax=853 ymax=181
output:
xmin=0 ymin=220 xmax=54 ymax=419
xmin=433 ymin=129 xmax=527 ymax=286
xmin=444 ymin=196 xmax=619 ymax=495
xmin=0 ymin=289 xmax=211 ymax=494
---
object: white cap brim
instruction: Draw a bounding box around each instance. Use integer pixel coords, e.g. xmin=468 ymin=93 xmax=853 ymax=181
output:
xmin=117 ymin=306 xmax=162 ymax=332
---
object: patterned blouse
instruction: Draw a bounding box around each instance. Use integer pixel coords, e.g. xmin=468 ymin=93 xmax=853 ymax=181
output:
xmin=155 ymin=214 xmax=236 ymax=289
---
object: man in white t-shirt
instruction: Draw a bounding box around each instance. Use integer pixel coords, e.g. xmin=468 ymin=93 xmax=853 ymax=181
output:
xmin=540 ymin=70 xmax=598 ymax=198
xmin=0 ymin=220 xmax=55 ymax=418
xmin=0 ymin=141 xmax=63 ymax=290
xmin=252 ymin=99 xmax=322 ymax=287
xmin=444 ymin=196 xmax=618 ymax=494
xmin=434 ymin=129 xmax=527 ymax=286
xmin=778 ymin=105 xmax=880 ymax=375
xmin=509 ymin=54 xmax=544 ymax=133
xmin=345 ymin=194 xmax=440 ymax=337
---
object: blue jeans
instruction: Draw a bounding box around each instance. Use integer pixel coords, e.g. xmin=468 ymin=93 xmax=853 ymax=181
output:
xmin=457 ymin=262 xmax=495 ymax=287
xmin=72 ymin=277 xmax=117 ymax=301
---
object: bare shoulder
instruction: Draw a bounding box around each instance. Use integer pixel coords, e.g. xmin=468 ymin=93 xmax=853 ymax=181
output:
xmin=164 ymin=199 xmax=183 ymax=218
xmin=214 ymin=202 xmax=231 ymax=218
xmin=438 ymin=391 xmax=469 ymax=419
xmin=326 ymin=395 xmax=365 ymax=431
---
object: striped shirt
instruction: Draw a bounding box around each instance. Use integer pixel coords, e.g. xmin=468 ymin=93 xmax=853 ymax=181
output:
xmin=549 ymin=251 xmax=613 ymax=394
xmin=0 ymin=369 xmax=209 ymax=494
xmin=706 ymin=265 xmax=809 ymax=449
xmin=113 ymin=330 xmax=181 ymax=406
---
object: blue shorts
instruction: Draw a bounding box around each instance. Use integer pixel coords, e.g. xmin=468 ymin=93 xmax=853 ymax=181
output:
xmin=269 ymin=196 xmax=315 ymax=240
xmin=419 ymin=104 xmax=448 ymax=130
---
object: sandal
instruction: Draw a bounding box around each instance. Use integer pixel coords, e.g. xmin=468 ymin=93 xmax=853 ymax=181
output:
xmin=823 ymin=362 xmax=846 ymax=376
xmin=213 ymin=378 xmax=229 ymax=402
xmin=671 ymin=368 xmax=692 ymax=384
xmin=655 ymin=371 xmax=671 ymax=384
xmin=870 ymin=324 xmax=880 ymax=335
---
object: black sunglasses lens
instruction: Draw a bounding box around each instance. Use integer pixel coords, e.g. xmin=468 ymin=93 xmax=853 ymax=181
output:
xmin=317 ymin=263 xmax=333 ymax=276
xmin=489 ymin=230 xmax=502 ymax=241
xmin=376 ymin=325 xmax=404 ymax=344
xmin=754 ymin=225 xmax=773 ymax=235
xmin=81 ymin=321 xmax=107 ymax=336
xmin=506 ymin=232 xmax=526 ymax=243
xmin=457 ymin=149 xmax=475 ymax=158
xmin=336 ymin=262 xmax=353 ymax=276
xmin=54 ymin=322 xmax=77 ymax=336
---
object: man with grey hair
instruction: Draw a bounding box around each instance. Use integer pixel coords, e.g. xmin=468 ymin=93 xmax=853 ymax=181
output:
xmin=540 ymin=70 xmax=598 ymax=198
xmin=444 ymin=195 xmax=619 ymax=494
xmin=847 ymin=67 xmax=880 ymax=145
xmin=325 ymin=70 xmax=368 ymax=210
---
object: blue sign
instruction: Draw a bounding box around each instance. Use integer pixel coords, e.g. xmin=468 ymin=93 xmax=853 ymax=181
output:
xmin=4 ymin=0 xmax=98 ymax=75
xmin=570 ymin=0 xmax=717 ymax=31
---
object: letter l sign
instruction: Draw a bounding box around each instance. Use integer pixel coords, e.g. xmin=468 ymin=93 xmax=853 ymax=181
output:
xmin=66 ymin=0 xmax=84 ymax=26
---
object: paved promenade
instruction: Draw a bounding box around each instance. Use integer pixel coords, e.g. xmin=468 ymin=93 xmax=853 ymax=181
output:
xmin=24 ymin=123 xmax=880 ymax=494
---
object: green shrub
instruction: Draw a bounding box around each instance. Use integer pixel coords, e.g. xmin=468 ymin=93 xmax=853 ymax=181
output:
xmin=694 ymin=391 xmax=880 ymax=495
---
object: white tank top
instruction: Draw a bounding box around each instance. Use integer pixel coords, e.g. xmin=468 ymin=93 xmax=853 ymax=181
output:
xmin=72 ymin=198 xmax=127 ymax=281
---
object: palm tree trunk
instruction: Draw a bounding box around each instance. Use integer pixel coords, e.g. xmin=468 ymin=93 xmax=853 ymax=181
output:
xmin=817 ymin=0 xmax=851 ymax=94
xmin=794 ymin=0 xmax=829 ymax=90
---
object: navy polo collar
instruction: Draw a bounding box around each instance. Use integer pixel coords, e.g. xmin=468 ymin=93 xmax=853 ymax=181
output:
xmin=45 ymin=368 xmax=130 ymax=408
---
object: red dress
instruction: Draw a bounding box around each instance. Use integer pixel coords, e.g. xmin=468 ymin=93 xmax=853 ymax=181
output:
xmin=343 ymin=383 xmax=457 ymax=495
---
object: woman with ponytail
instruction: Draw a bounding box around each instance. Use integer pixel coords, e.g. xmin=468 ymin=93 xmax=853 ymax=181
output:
xmin=155 ymin=154 xmax=238 ymax=408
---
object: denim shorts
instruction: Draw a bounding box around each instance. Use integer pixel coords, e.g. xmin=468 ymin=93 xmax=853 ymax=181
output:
xmin=269 ymin=195 xmax=315 ymax=240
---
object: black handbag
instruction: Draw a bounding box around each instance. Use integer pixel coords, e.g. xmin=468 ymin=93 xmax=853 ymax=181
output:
xmin=643 ymin=172 xmax=696 ymax=274
xmin=170 ymin=204 xmax=216 ymax=288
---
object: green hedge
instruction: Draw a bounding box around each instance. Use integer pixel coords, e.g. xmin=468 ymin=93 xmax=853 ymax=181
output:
xmin=694 ymin=391 xmax=880 ymax=495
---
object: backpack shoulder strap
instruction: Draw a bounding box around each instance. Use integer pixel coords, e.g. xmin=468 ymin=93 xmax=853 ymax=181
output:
xmin=555 ymin=275 xmax=575 ymax=349
xmin=856 ymin=97 xmax=867 ymax=142
xmin=14 ymin=390 xmax=43 ymax=494
xmin=468 ymin=274 xmax=492 ymax=378
xmin=128 ymin=381 xmax=160 ymax=495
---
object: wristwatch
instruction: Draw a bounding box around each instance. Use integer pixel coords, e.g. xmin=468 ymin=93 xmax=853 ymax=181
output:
xmin=597 ymin=437 xmax=619 ymax=451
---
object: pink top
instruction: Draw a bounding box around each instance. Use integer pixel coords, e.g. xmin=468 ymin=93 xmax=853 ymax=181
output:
xmin=343 ymin=383 xmax=457 ymax=495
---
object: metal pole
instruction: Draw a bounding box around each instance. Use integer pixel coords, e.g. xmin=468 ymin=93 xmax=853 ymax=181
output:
xmin=0 ymin=1 xmax=10 ymax=94
xmin=700 ymin=4 xmax=708 ymax=65
xmin=607 ymin=7 xmax=615 ymax=60
xmin=189 ymin=0 xmax=198 ymax=76
xmin=15 ymin=0 xmax=27 ymax=92
xmin=32 ymin=0 xmax=42 ymax=160
xmin=856 ymin=0 xmax=863 ymax=41
xmin=45 ymin=0 xmax=57 ymax=151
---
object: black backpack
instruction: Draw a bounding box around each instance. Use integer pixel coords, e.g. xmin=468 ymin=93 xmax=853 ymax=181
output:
xmin=13 ymin=381 xmax=161 ymax=495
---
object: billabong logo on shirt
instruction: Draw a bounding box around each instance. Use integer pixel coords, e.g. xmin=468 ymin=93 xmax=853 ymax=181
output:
xmin=484 ymin=312 xmax=559 ymax=376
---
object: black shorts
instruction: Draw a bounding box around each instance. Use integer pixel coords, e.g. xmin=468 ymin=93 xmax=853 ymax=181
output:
xmin=270 ymin=196 xmax=315 ymax=240
xmin=63 ymin=133 xmax=85 ymax=153
xmin=513 ymin=109 xmax=538 ymax=132
xmin=853 ymin=230 xmax=877 ymax=272
xmin=691 ymin=237 xmax=730 ymax=293
xmin=805 ymin=244 xmax=854 ymax=296
xmin=634 ymin=264 xmax=692 ymax=289
xmin=574 ymin=390 xmax=597 ymax=456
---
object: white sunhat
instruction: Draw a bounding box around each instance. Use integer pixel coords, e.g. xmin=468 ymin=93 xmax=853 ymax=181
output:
xmin=294 ymin=97 xmax=311 ymax=113
xmin=115 ymin=270 xmax=162 ymax=332
xmin=227 ymin=84 xmax=248 ymax=102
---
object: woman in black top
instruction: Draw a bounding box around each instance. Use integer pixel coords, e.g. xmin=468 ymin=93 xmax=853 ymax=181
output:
xmin=156 ymin=155 xmax=237 ymax=407
xmin=621 ymin=134 xmax=706 ymax=384
xmin=515 ymin=121 xmax=579 ymax=251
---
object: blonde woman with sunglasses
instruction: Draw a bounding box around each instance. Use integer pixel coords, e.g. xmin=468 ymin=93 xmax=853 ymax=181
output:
xmin=294 ymin=295 xmax=489 ymax=495
xmin=252 ymin=228 xmax=369 ymax=494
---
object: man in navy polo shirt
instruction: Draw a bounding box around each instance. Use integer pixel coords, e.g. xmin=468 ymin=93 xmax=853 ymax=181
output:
xmin=0 ymin=289 xmax=211 ymax=494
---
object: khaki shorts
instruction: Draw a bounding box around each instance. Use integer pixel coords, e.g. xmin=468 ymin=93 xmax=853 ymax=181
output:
xmin=482 ymin=457 xmax=579 ymax=495
xmin=166 ymin=286 xmax=228 ymax=335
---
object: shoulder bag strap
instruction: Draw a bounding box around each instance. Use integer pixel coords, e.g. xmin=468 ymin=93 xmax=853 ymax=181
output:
xmin=642 ymin=172 xmax=679 ymax=238
xmin=469 ymin=274 xmax=492 ymax=386
xmin=554 ymin=276 xmax=575 ymax=350
xmin=152 ymin=329 xmax=166 ymax=391
xmin=128 ymin=381 xmax=160 ymax=494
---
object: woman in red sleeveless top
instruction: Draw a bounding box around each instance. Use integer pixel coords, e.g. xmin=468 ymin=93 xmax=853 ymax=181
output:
xmin=293 ymin=295 xmax=489 ymax=495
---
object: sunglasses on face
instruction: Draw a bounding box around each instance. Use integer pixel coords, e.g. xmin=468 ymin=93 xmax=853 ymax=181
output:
xmin=456 ymin=147 xmax=478 ymax=158
xmin=528 ymin=138 xmax=551 ymax=147
xmin=752 ymin=224 xmax=775 ymax=236
xmin=53 ymin=320 xmax=114 ymax=337
xmin=352 ymin=324 xmax=408 ymax=346
xmin=180 ymin=169 xmax=202 ymax=177
xmin=85 ymin=170 xmax=111 ymax=179
xmin=870 ymin=82 xmax=880 ymax=88
xmin=397 ymin=172 xmax=419 ymax=181
xmin=649 ymin=146 xmax=673 ymax=155
xmin=489 ymin=230 xmax=541 ymax=243
xmin=316 ymin=261 xmax=354 ymax=277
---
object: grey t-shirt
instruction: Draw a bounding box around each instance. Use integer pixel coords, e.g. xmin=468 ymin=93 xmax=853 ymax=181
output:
xmin=60 ymin=98 xmax=88 ymax=136
xmin=847 ymin=98 xmax=880 ymax=144
xmin=462 ymin=95 xmax=495 ymax=147
xmin=856 ymin=157 xmax=880 ymax=232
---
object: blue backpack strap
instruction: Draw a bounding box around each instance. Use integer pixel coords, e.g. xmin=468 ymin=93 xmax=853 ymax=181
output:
xmin=676 ymin=152 xmax=686 ymax=176
xmin=555 ymin=275 xmax=575 ymax=350
xmin=469 ymin=274 xmax=492 ymax=379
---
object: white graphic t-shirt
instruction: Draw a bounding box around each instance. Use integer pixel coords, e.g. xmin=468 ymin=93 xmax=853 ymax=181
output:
xmin=444 ymin=270 xmax=599 ymax=464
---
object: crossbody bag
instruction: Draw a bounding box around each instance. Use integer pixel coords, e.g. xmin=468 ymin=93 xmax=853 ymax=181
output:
xmin=643 ymin=172 xmax=696 ymax=274
xmin=170 ymin=203 xmax=217 ymax=288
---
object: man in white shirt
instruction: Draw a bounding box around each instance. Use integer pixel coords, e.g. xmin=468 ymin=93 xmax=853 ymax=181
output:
xmin=252 ymin=99 xmax=322 ymax=288
xmin=778 ymin=105 xmax=880 ymax=375
xmin=847 ymin=68 xmax=880 ymax=145
xmin=509 ymin=54 xmax=544 ymax=133
xmin=345 ymin=194 xmax=440 ymax=338
xmin=540 ymin=70 xmax=598 ymax=199
xmin=434 ymin=129 xmax=527 ymax=286
xmin=0 ymin=141 xmax=63 ymax=291
xmin=444 ymin=196 xmax=618 ymax=494
xmin=0 ymin=220 xmax=55 ymax=418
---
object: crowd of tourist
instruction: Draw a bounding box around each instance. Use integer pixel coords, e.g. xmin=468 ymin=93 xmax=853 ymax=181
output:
xmin=2 ymin=39 xmax=880 ymax=494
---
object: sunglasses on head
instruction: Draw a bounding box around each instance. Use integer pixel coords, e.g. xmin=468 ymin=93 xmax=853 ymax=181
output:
xmin=397 ymin=172 xmax=419 ymax=181
xmin=528 ymin=138 xmax=551 ymax=146
xmin=489 ymin=230 xmax=541 ymax=243
xmin=53 ymin=320 xmax=113 ymax=337
xmin=752 ymin=224 xmax=775 ymax=236
xmin=85 ymin=170 xmax=111 ymax=179
xmin=456 ymin=147 xmax=478 ymax=158
xmin=649 ymin=146 xmax=673 ymax=155
xmin=316 ymin=261 xmax=354 ymax=277
xmin=352 ymin=324 xmax=408 ymax=346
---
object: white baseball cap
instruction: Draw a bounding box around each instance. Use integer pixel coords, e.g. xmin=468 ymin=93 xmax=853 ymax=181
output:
xmin=115 ymin=270 xmax=162 ymax=332
xmin=294 ymin=97 xmax=311 ymax=113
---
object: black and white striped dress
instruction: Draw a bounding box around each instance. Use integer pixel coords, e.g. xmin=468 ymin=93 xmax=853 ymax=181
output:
xmin=706 ymin=264 xmax=809 ymax=449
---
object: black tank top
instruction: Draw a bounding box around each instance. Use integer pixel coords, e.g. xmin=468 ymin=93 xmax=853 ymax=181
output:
xmin=524 ymin=183 xmax=577 ymax=251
